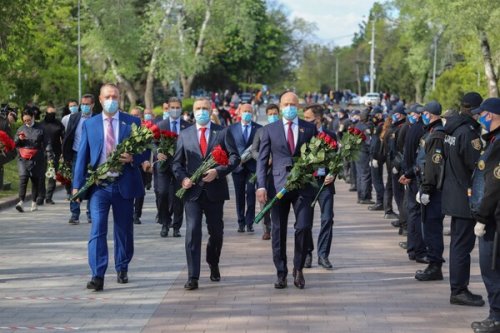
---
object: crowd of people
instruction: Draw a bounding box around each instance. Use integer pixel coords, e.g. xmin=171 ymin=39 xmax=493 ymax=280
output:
xmin=1 ymin=85 xmax=499 ymax=333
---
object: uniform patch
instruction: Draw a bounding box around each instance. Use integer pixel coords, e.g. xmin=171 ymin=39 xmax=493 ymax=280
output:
xmin=471 ymin=138 xmax=482 ymax=151
xmin=478 ymin=160 xmax=485 ymax=171
xmin=432 ymin=153 xmax=442 ymax=164
xmin=494 ymin=166 xmax=500 ymax=180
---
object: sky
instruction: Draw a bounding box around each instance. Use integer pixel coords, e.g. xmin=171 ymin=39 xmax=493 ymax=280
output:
xmin=280 ymin=0 xmax=379 ymax=47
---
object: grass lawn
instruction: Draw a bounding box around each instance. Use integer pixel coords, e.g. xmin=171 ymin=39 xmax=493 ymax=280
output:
xmin=0 ymin=160 xmax=19 ymax=199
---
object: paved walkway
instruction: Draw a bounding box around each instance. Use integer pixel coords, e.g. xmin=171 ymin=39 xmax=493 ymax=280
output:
xmin=0 ymin=180 xmax=486 ymax=333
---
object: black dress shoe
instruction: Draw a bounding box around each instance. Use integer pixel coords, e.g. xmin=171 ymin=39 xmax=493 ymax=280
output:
xmin=384 ymin=211 xmax=399 ymax=219
xmin=349 ymin=187 xmax=357 ymax=192
xmin=36 ymin=198 xmax=44 ymax=206
xmin=237 ymin=226 xmax=245 ymax=233
xmin=246 ymin=226 xmax=254 ymax=232
xmin=209 ymin=265 xmax=220 ymax=282
xmin=359 ymin=199 xmax=375 ymax=205
xmin=304 ymin=253 xmax=312 ymax=268
xmin=293 ymin=269 xmax=305 ymax=289
xmin=160 ymin=225 xmax=169 ymax=238
xmin=450 ymin=289 xmax=485 ymax=307
xmin=133 ymin=217 xmax=142 ymax=224
xmin=471 ymin=318 xmax=500 ymax=332
xmin=117 ymin=271 xmax=128 ymax=284
xmin=274 ymin=276 xmax=287 ymax=289
xmin=415 ymin=256 xmax=430 ymax=264
xmin=368 ymin=203 xmax=384 ymax=211
xmin=173 ymin=229 xmax=181 ymax=237
xmin=391 ymin=220 xmax=401 ymax=228
xmin=45 ymin=199 xmax=55 ymax=205
xmin=318 ymin=257 xmax=333 ymax=269
xmin=86 ymin=277 xmax=104 ymax=291
xmin=415 ymin=263 xmax=443 ymax=281
xmin=184 ymin=278 xmax=199 ymax=290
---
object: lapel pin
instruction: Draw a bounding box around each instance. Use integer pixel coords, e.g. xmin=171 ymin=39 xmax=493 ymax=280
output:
xmin=299 ymin=128 xmax=304 ymax=133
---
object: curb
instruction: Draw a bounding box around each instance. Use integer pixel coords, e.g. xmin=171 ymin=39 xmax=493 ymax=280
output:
xmin=0 ymin=185 xmax=64 ymax=211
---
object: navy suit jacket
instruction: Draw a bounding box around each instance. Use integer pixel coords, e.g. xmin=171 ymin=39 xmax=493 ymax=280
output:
xmin=256 ymin=119 xmax=317 ymax=196
xmin=154 ymin=118 xmax=191 ymax=173
xmin=73 ymin=111 xmax=147 ymax=199
xmin=229 ymin=121 xmax=262 ymax=174
xmin=172 ymin=122 xmax=240 ymax=202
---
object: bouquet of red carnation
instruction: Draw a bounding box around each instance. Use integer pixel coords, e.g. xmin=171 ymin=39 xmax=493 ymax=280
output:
xmin=175 ymin=144 xmax=229 ymax=199
xmin=348 ymin=127 xmax=367 ymax=142
xmin=56 ymin=158 xmax=72 ymax=186
xmin=0 ymin=130 xmax=15 ymax=156
xmin=157 ymin=130 xmax=178 ymax=159
xmin=143 ymin=121 xmax=161 ymax=140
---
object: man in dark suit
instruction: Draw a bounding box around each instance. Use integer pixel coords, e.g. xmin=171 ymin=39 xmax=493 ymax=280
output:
xmin=155 ymin=97 xmax=190 ymax=237
xmin=172 ymin=97 xmax=240 ymax=290
xmin=72 ymin=84 xmax=147 ymax=291
xmin=229 ymin=103 xmax=262 ymax=233
xmin=256 ymin=92 xmax=317 ymax=289
xmin=302 ymin=104 xmax=336 ymax=270
xmin=62 ymin=94 xmax=95 ymax=224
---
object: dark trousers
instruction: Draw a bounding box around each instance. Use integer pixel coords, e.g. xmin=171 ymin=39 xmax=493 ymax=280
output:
xmin=308 ymin=180 xmax=334 ymax=259
xmin=406 ymin=181 xmax=426 ymax=257
xmin=355 ymin=151 xmax=372 ymax=200
xmin=479 ymin=224 xmax=500 ymax=321
xmin=133 ymin=169 xmax=148 ymax=218
xmin=371 ymin=162 xmax=384 ymax=204
xmin=421 ymin=191 xmax=444 ymax=264
xmin=232 ymin=170 xmax=256 ymax=228
xmin=88 ymin=183 xmax=134 ymax=278
xmin=383 ymin=161 xmax=394 ymax=213
xmin=70 ymin=154 xmax=90 ymax=221
xmin=19 ymin=174 xmax=39 ymax=202
xmin=449 ymin=216 xmax=476 ymax=295
xmin=349 ymin=161 xmax=357 ymax=189
xmin=155 ymin=171 xmax=184 ymax=231
xmin=184 ymin=192 xmax=224 ymax=280
xmin=271 ymin=190 xmax=313 ymax=277
xmin=39 ymin=154 xmax=60 ymax=201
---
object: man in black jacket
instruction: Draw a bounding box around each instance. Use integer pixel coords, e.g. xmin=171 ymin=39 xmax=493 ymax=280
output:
xmin=368 ymin=106 xmax=385 ymax=211
xmin=62 ymin=94 xmax=95 ymax=224
xmin=442 ymin=92 xmax=485 ymax=307
xmin=38 ymin=105 xmax=65 ymax=204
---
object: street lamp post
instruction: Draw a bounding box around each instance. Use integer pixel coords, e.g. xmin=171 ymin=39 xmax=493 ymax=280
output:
xmin=78 ymin=0 xmax=82 ymax=100
xmin=369 ymin=20 xmax=375 ymax=93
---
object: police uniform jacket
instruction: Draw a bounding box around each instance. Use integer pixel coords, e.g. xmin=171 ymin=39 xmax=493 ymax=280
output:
xmin=418 ymin=120 xmax=446 ymax=194
xmin=402 ymin=120 xmax=425 ymax=179
xmin=442 ymin=114 xmax=482 ymax=218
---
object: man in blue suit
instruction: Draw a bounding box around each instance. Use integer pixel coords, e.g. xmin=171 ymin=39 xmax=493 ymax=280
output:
xmin=72 ymin=83 xmax=147 ymax=292
xmin=155 ymin=97 xmax=191 ymax=238
xmin=256 ymin=92 xmax=317 ymax=289
xmin=229 ymin=103 xmax=262 ymax=233
xmin=172 ymin=97 xmax=240 ymax=290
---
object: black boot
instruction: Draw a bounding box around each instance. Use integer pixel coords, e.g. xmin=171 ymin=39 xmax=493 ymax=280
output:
xmin=415 ymin=263 xmax=443 ymax=281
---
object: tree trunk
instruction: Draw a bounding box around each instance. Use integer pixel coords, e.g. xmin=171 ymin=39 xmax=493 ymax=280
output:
xmin=479 ymin=30 xmax=499 ymax=97
xmin=355 ymin=62 xmax=362 ymax=96
xmin=181 ymin=75 xmax=194 ymax=99
xmin=145 ymin=60 xmax=156 ymax=109
xmin=108 ymin=57 xmax=139 ymax=107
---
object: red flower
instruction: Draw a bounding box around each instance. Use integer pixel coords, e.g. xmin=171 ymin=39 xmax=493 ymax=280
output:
xmin=55 ymin=172 xmax=71 ymax=186
xmin=160 ymin=130 xmax=178 ymax=139
xmin=211 ymin=145 xmax=229 ymax=166
xmin=330 ymin=139 xmax=338 ymax=150
xmin=0 ymin=130 xmax=15 ymax=153
xmin=317 ymin=132 xmax=326 ymax=140
xmin=146 ymin=124 xmax=160 ymax=140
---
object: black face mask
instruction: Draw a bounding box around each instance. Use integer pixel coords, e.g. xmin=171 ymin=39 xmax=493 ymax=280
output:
xmin=45 ymin=113 xmax=56 ymax=122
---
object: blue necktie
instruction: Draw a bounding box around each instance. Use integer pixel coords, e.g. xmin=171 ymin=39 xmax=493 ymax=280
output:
xmin=172 ymin=120 xmax=177 ymax=134
xmin=243 ymin=125 xmax=249 ymax=144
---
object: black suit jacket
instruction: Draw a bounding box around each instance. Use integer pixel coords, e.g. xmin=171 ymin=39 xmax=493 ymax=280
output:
xmin=172 ymin=122 xmax=240 ymax=202
xmin=154 ymin=118 xmax=191 ymax=174
xmin=229 ymin=121 xmax=262 ymax=174
xmin=62 ymin=112 xmax=95 ymax=162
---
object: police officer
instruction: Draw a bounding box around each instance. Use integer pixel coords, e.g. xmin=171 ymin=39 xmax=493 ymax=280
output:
xmin=414 ymin=101 xmax=446 ymax=281
xmin=386 ymin=105 xmax=409 ymax=234
xmin=399 ymin=104 xmax=427 ymax=262
xmin=443 ymin=92 xmax=485 ymax=306
xmin=368 ymin=106 xmax=385 ymax=211
xmin=355 ymin=109 xmax=374 ymax=204
xmin=470 ymin=98 xmax=500 ymax=332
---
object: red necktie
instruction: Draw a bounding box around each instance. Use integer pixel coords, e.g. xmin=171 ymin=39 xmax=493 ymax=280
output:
xmin=287 ymin=121 xmax=295 ymax=154
xmin=199 ymin=127 xmax=207 ymax=157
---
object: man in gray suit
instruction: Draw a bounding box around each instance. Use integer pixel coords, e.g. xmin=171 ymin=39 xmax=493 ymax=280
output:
xmin=172 ymin=97 xmax=240 ymax=290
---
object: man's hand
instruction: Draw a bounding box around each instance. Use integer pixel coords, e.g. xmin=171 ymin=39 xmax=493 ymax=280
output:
xmin=142 ymin=161 xmax=152 ymax=173
xmin=371 ymin=159 xmax=379 ymax=168
xmin=202 ymin=169 xmax=218 ymax=183
xmin=256 ymin=188 xmax=267 ymax=204
xmin=119 ymin=152 xmax=133 ymax=164
xmin=392 ymin=167 xmax=399 ymax=174
xmin=71 ymin=189 xmax=80 ymax=203
xmin=399 ymin=175 xmax=411 ymax=185
xmin=157 ymin=153 xmax=167 ymax=161
xmin=324 ymin=174 xmax=335 ymax=186
xmin=420 ymin=193 xmax=430 ymax=205
xmin=182 ymin=177 xmax=193 ymax=189
xmin=474 ymin=222 xmax=486 ymax=237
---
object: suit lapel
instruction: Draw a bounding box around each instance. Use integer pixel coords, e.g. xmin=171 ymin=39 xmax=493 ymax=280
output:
xmin=187 ymin=125 xmax=203 ymax=158
xmin=118 ymin=115 xmax=128 ymax=143
xmin=296 ymin=121 xmax=306 ymax=155
xmin=248 ymin=123 xmax=257 ymax=147
xmin=206 ymin=125 xmax=218 ymax=155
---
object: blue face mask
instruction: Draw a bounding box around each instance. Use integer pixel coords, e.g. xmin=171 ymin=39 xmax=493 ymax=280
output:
xmin=351 ymin=117 xmax=359 ymax=124
xmin=282 ymin=106 xmax=298 ymax=121
xmin=267 ymin=115 xmax=279 ymax=123
xmin=169 ymin=108 xmax=181 ymax=119
xmin=479 ymin=113 xmax=492 ymax=132
xmin=408 ymin=115 xmax=417 ymax=124
xmin=163 ymin=111 xmax=169 ymax=120
xmin=422 ymin=113 xmax=431 ymax=126
xmin=81 ymin=105 xmax=91 ymax=114
xmin=144 ymin=114 xmax=153 ymax=121
xmin=103 ymin=99 xmax=118 ymax=114
xmin=241 ymin=112 xmax=252 ymax=123
xmin=391 ymin=114 xmax=399 ymax=123
xmin=195 ymin=109 xmax=210 ymax=126
xmin=69 ymin=105 xmax=78 ymax=114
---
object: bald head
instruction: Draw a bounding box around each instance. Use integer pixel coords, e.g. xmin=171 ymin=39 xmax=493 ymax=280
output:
xmin=280 ymin=92 xmax=299 ymax=109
